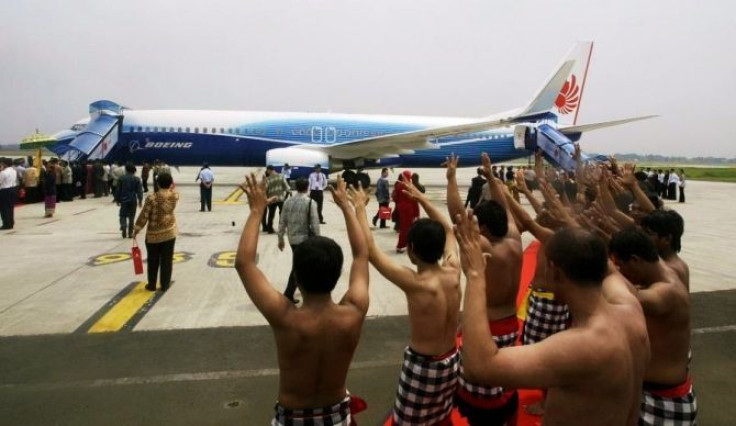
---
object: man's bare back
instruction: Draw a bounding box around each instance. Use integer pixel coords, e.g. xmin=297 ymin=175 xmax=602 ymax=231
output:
xmin=274 ymin=302 xmax=364 ymax=408
xmin=483 ymin=235 xmax=523 ymax=319
xmin=235 ymin=175 xmax=370 ymax=419
xmin=664 ymin=254 xmax=690 ymax=291
xmin=406 ymin=263 xmax=461 ymax=355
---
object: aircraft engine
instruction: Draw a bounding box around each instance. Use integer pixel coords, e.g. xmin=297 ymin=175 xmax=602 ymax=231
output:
xmin=513 ymin=124 xmax=538 ymax=151
xmin=265 ymin=147 xmax=335 ymax=178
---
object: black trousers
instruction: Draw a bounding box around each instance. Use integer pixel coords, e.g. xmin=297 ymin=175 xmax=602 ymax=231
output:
xmin=310 ymin=190 xmax=324 ymax=222
xmin=200 ymin=185 xmax=212 ymax=211
xmin=142 ymin=176 xmax=149 ymax=193
xmin=372 ymin=201 xmax=389 ymax=228
xmin=261 ymin=202 xmax=283 ymax=231
xmin=0 ymin=187 xmax=16 ymax=229
xmin=93 ymin=180 xmax=104 ymax=197
xmin=668 ymin=183 xmax=677 ymax=200
xmin=679 ymin=186 xmax=685 ymax=203
xmin=145 ymin=238 xmax=176 ymax=289
xmin=284 ymin=243 xmax=301 ymax=300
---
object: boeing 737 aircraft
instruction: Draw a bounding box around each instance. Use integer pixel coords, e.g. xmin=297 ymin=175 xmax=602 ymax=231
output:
xmin=41 ymin=42 xmax=653 ymax=187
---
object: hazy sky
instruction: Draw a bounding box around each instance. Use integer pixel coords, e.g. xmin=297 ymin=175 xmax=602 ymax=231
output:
xmin=1 ymin=0 xmax=734 ymax=157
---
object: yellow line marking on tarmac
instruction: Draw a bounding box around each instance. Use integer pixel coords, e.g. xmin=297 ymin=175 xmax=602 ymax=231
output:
xmin=214 ymin=187 xmax=245 ymax=205
xmin=88 ymin=282 xmax=154 ymax=333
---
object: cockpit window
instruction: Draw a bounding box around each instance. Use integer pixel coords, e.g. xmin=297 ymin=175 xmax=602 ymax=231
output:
xmin=70 ymin=123 xmax=86 ymax=131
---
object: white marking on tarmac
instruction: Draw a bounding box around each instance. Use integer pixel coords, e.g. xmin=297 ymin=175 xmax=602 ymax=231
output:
xmin=0 ymin=359 xmax=398 ymax=391
xmin=692 ymin=324 xmax=736 ymax=335
xmin=2 ymin=324 xmax=735 ymax=391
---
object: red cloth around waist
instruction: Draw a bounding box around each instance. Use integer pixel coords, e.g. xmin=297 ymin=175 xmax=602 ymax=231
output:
xmin=489 ymin=315 xmax=519 ymax=337
xmin=643 ymin=375 xmax=692 ymax=398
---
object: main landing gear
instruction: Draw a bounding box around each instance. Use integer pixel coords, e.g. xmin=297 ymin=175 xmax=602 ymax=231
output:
xmin=341 ymin=170 xmax=371 ymax=189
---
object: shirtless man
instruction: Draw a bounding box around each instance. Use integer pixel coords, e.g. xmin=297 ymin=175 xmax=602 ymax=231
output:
xmin=457 ymin=214 xmax=650 ymax=426
xmin=235 ymin=174 xmax=369 ymax=425
xmin=609 ymin=228 xmax=697 ymax=425
xmin=445 ymin=154 xmax=522 ymax=423
xmin=641 ymin=209 xmax=690 ymax=290
xmin=352 ymin=180 xmax=461 ymax=425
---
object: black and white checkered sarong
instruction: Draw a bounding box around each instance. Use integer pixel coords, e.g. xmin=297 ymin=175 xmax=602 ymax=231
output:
xmin=458 ymin=317 xmax=519 ymax=400
xmin=392 ymin=346 xmax=459 ymax=425
xmin=273 ymin=395 xmax=351 ymax=426
xmin=640 ymin=378 xmax=698 ymax=425
xmin=522 ymin=291 xmax=570 ymax=345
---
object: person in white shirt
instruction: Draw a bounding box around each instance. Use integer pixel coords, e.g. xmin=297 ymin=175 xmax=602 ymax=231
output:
xmin=282 ymin=163 xmax=292 ymax=184
xmin=0 ymin=157 xmax=19 ymax=230
xmin=102 ymin=163 xmax=111 ymax=196
xmin=308 ymin=164 xmax=328 ymax=224
xmin=667 ymin=169 xmax=680 ymax=201
xmin=195 ymin=163 xmax=215 ymax=212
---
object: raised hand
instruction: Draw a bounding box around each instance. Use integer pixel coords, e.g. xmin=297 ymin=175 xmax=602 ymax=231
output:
xmin=401 ymin=179 xmax=426 ymax=202
xmin=442 ymin=154 xmax=459 ymax=180
xmin=480 ymin=152 xmax=494 ymax=180
xmin=454 ymin=209 xmax=490 ymax=276
xmin=241 ymin=173 xmax=268 ymax=213
xmin=515 ymin=170 xmax=529 ymax=193
xmin=621 ymin=163 xmax=636 ymax=187
xmin=348 ymin=181 xmax=370 ymax=208
xmin=534 ymin=150 xmax=545 ymax=181
xmin=328 ymin=175 xmax=350 ymax=209
xmin=573 ymin=143 xmax=582 ymax=162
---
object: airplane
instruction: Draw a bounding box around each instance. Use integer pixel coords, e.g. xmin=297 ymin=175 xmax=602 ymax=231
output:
xmin=38 ymin=41 xmax=654 ymax=188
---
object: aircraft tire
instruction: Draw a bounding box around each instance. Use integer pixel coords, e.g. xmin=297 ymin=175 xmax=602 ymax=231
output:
xmin=356 ymin=172 xmax=371 ymax=189
xmin=342 ymin=170 xmax=356 ymax=186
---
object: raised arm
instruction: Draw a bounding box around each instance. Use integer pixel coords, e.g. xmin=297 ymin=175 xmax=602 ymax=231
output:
xmin=234 ymin=173 xmax=292 ymax=326
xmin=402 ymin=179 xmax=459 ymax=268
xmin=504 ymin=189 xmax=554 ymax=243
xmin=458 ymin=209 xmax=600 ymax=389
xmin=621 ymin=163 xmax=656 ymax=214
xmin=329 ymin=178 xmax=370 ymax=313
xmin=353 ymin=182 xmax=419 ymax=292
xmin=456 ymin=209 xmax=499 ymax=368
xmin=598 ymin=170 xmax=636 ymax=229
xmin=481 ymin=153 xmax=521 ymax=240
xmin=444 ymin=154 xmax=465 ymax=223
xmin=515 ymin=170 xmax=544 ymax=214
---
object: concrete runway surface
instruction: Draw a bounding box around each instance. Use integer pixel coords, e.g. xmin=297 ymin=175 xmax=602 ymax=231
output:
xmin=0 ymin=166 xmax=734 ymax=424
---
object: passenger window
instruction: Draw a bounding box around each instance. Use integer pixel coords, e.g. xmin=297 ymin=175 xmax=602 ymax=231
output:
xmin=186 ymin=127 xmax=190 ymax=133
xmin=177 ymin=127 xmax=182 ymax=133
xmin=203 ymin=128 xmax=207 ymax=134
xmin=195 ymin=128 xmax=199 ymax=133
xmin=212 ymin=128 xmax=216 ymax=134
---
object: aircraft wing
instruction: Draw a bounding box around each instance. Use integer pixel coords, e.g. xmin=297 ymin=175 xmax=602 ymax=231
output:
xmin=308 ymin=113 xmax=521 ymax=160
xmin=558 ymin=115 xmax=658 ymax=135
xmin=308 ymin=58 xmax=578 ymax=160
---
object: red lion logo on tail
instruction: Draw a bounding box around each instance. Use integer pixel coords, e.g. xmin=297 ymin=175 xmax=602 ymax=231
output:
xmin=555 ymin=75 xmax=580 ymax=114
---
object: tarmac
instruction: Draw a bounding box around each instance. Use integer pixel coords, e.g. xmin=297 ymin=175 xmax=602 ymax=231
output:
xmin=0 ymin=166 xmax=734 ymax=425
